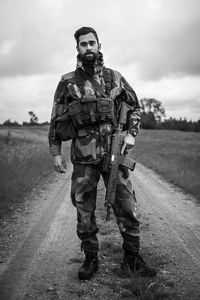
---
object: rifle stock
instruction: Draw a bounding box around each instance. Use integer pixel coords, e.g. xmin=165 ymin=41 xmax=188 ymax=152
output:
xmin=105 ymin=102 xmax=136 ymax=221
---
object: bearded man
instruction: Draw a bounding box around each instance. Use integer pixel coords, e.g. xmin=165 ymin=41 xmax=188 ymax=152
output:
xmin=48 ymin=27 xmax=156 ymax=280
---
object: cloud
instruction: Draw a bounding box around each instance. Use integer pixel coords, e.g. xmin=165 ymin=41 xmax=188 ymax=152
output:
xmin=0 ymin=74 xmax=58 ymax=123
xmin=140 ymin=17 xmax=200 ymax=80
xmin=103 ymin=0 xmax=200 ymax=80
xmin=1 ymin=0 xmax=200 ymax=80
xmin=0 ymin=0 xmax=200 ymax=122
xmin=0 ymin=0 xmax=75 ymax=77
xmin=135 ymin=75 xmax=200 ymax=120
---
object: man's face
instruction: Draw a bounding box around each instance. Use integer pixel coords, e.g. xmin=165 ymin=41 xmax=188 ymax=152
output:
xmin=77 ymin=32 xmax=100 ymax=63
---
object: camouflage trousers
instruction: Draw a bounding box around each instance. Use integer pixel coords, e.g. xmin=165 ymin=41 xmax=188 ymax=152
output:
xmin=71 ymin=163 xmax=140 ymax=254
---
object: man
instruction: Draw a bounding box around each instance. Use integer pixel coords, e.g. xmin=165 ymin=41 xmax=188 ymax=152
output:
xmin=49 ymin=27 xmax=156 ymax=280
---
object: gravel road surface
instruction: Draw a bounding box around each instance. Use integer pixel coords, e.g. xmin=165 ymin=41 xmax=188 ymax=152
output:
xmin=0 ymin=163 xmax=199 ymax=299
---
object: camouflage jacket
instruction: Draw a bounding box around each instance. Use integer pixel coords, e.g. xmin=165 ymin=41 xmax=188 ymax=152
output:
xmin=48 ymin=66 xmax=141 ymax=164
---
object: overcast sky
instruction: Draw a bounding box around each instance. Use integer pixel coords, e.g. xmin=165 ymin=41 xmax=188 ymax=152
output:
xmin=0 ymin=0 xmax=200 ymax=123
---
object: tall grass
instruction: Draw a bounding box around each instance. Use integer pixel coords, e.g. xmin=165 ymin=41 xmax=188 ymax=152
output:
xmin=0 ymin=126 xmax=54 ymax=219
xmin=134 ymin=129 xmax=200 ymax=201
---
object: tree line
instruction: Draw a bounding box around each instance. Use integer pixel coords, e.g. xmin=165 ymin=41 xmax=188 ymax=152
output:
xmin=1 ymin=99 xmax=200 ymax=132
xmin=140 ymin=98 xmax=200 ymax=132
xmin=1 ymin=111 xmax=49 ymax=127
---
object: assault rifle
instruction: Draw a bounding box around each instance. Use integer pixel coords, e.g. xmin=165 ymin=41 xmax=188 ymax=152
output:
xmin=104 ymin=101 xmax=136 ymax=221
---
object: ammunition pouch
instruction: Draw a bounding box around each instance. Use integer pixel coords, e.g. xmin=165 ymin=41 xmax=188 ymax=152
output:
xmin=55 ymin=111 xmax=77 ymax=141
xmin=71 ymin=127 xmax=101 ymax=164
xmin=68 ymin=96 xmax=114 ymax=128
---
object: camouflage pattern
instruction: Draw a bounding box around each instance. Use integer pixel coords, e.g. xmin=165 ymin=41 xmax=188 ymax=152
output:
xmin=49 ymin=53 xmax=141 ymax=255
xmin=48 ymin=64 xmax=141 ymax=158
xmin=71 ymin=164 xmax=139 ymax=254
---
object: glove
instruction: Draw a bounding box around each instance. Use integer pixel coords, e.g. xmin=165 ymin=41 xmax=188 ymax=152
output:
xmin=121 ymin=132 xmax=135 ymax=155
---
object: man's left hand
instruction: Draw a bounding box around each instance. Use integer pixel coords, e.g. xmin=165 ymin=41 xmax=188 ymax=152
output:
xmin=121 ymin=132 xmax=135 ymax=154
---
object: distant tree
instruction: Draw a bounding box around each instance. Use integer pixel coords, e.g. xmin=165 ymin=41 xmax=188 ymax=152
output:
xmin=2 ymin=119 xmax=20 ymax=126
xmin=28 ymin=111 xmax=38 ymax=125
xmin=161 ymin=117 xmax=200 ymax=132
xmin=140 ymin=98 xmax=166 ymax=129
xmin=22 ymin=121 xmax=29 ymax=126
xmin=140 ymin=98 xmax=166 ymax=122
xmin=40 ymin=121 xmax=50 ymax=125
xmin=141 ymin=112 xmax=157 ymax=129
xmin=194 ymin=120 xmax=200 ymax=132
xmin=3 ymin=119 xmax=12 ymax=126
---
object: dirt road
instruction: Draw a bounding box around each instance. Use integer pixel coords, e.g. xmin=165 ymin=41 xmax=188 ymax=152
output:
xmin=0 ymin=163 xmax=200 ymax=299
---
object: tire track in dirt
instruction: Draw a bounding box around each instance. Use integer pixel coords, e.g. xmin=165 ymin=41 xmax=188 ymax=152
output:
xmin=132 ymin=163 xmax=200 ymax=299
xmin=134 ymin=165 xmax=200 ymax=265
xmin=0 ymin=168 xmax=76 ymax=300
xmin=0 ymin=162 xmax=200 ymax=299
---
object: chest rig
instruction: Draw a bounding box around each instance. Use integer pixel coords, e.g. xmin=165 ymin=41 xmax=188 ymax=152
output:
xmin=67 ymin=68 xmax=115 ymax=129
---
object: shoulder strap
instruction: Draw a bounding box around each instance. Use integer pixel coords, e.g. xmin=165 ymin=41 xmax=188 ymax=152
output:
xmin=103 ymin=68 xmax=113 ymax=95
xmin=75 ymin=68 xmax=113 ymax=98
xmin=85 ymin=73 xmax=107 ymax=98
xmin=75 ymin=69 xmax=85 ymax=96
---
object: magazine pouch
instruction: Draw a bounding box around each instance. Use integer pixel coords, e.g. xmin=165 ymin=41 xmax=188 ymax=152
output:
xmin=71 ymin=127 xmax=100 ymax=163
xmin=55 ymin=111 xmax=77 ymax=141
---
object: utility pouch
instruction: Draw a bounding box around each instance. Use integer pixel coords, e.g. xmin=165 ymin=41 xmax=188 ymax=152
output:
xmin=71 ymin=128 xmax=100 ymax=163
xmin=55 ymin=111 xmax=77 ymax=141
xmin=56 ymin=104 xmax=65 ymax=115
xmin=97 ymin=98 xmax=114 ymax=123
xmin=68 ymin=96 xmax=98 ymax=127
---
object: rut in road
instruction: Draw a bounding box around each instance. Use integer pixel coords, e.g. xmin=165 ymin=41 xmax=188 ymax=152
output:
xmin=0 ymin=168 xmax=79 ymax=300
xmin=132 ymin=164 xmax=200 ymax=298
xmin=134 ymin=164 xmax=200 ymax=266
xmin=0 ymin=163 xmax=200 ymax=299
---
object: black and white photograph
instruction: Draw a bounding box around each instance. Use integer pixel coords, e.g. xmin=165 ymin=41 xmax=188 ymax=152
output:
xmin=0 ymin=1 xmax=200 ymax=299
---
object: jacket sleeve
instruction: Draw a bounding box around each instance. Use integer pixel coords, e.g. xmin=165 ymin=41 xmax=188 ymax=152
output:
xmin=120 ymin=75 xmax=141 ymax=136
xmin=48 ymin=77 xmax=66 ymax=156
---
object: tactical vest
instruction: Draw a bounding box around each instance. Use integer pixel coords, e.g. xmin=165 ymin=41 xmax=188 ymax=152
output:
xmin=68 ymin=68 xmax=115 ymax=164
xmin=68 ymin=68 xmax=115 ymax=129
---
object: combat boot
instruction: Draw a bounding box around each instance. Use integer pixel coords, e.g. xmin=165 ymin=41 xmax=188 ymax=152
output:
xmin=122 ymin=252 xmax=157 ymax=277
xmin=78 ymin=252 xmax=98 ymax=280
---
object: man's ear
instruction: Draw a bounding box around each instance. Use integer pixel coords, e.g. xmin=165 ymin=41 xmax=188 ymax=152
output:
xmin=76 ymin=45 xmax=80 ymax=53
xmin=98 ymin=43 xmax=101 ymax=51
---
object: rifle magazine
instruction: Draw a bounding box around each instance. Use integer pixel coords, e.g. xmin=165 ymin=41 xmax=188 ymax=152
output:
xmin=122 ymin=156 xmax=136 ymax=171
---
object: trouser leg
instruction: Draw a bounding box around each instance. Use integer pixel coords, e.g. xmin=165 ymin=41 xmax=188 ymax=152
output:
xmin=71 ymin=164 xmax=100 ymax=253
xmin=103 ymin=166 xmax=140 ymax=254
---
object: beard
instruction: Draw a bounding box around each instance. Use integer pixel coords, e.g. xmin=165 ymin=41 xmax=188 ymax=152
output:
xmin=79 ymin=51 xmax=98 ymax=65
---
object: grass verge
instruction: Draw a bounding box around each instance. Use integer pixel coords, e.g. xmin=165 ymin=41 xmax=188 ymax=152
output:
xmin=134 ymin=129 xmax=200 ymax=202
xmin=0 ymin=126 xmax=54 ymax=219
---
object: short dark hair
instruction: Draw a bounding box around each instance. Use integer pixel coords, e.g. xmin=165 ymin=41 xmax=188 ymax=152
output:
xmin=74 ymin=27 xmax=99 ymax=45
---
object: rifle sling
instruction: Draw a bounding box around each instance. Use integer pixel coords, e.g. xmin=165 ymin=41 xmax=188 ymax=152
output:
xmin=85 ymin=73 xmax=108 ymax=98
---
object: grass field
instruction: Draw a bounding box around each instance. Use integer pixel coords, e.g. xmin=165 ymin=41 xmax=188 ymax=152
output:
xmin=0 ymin=127 xmax=199 ymax=220
xmin=0 ymin=126 xmax=54 ymax=219
xmin=0 ymin=127 xmax=199 ymax=298
xmin=134 ymin=129 xmax=200 ymax=202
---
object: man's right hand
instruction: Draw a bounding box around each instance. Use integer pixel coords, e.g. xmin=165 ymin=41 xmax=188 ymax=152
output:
xmin=53 ymin=155 xmax=67 ymax=173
